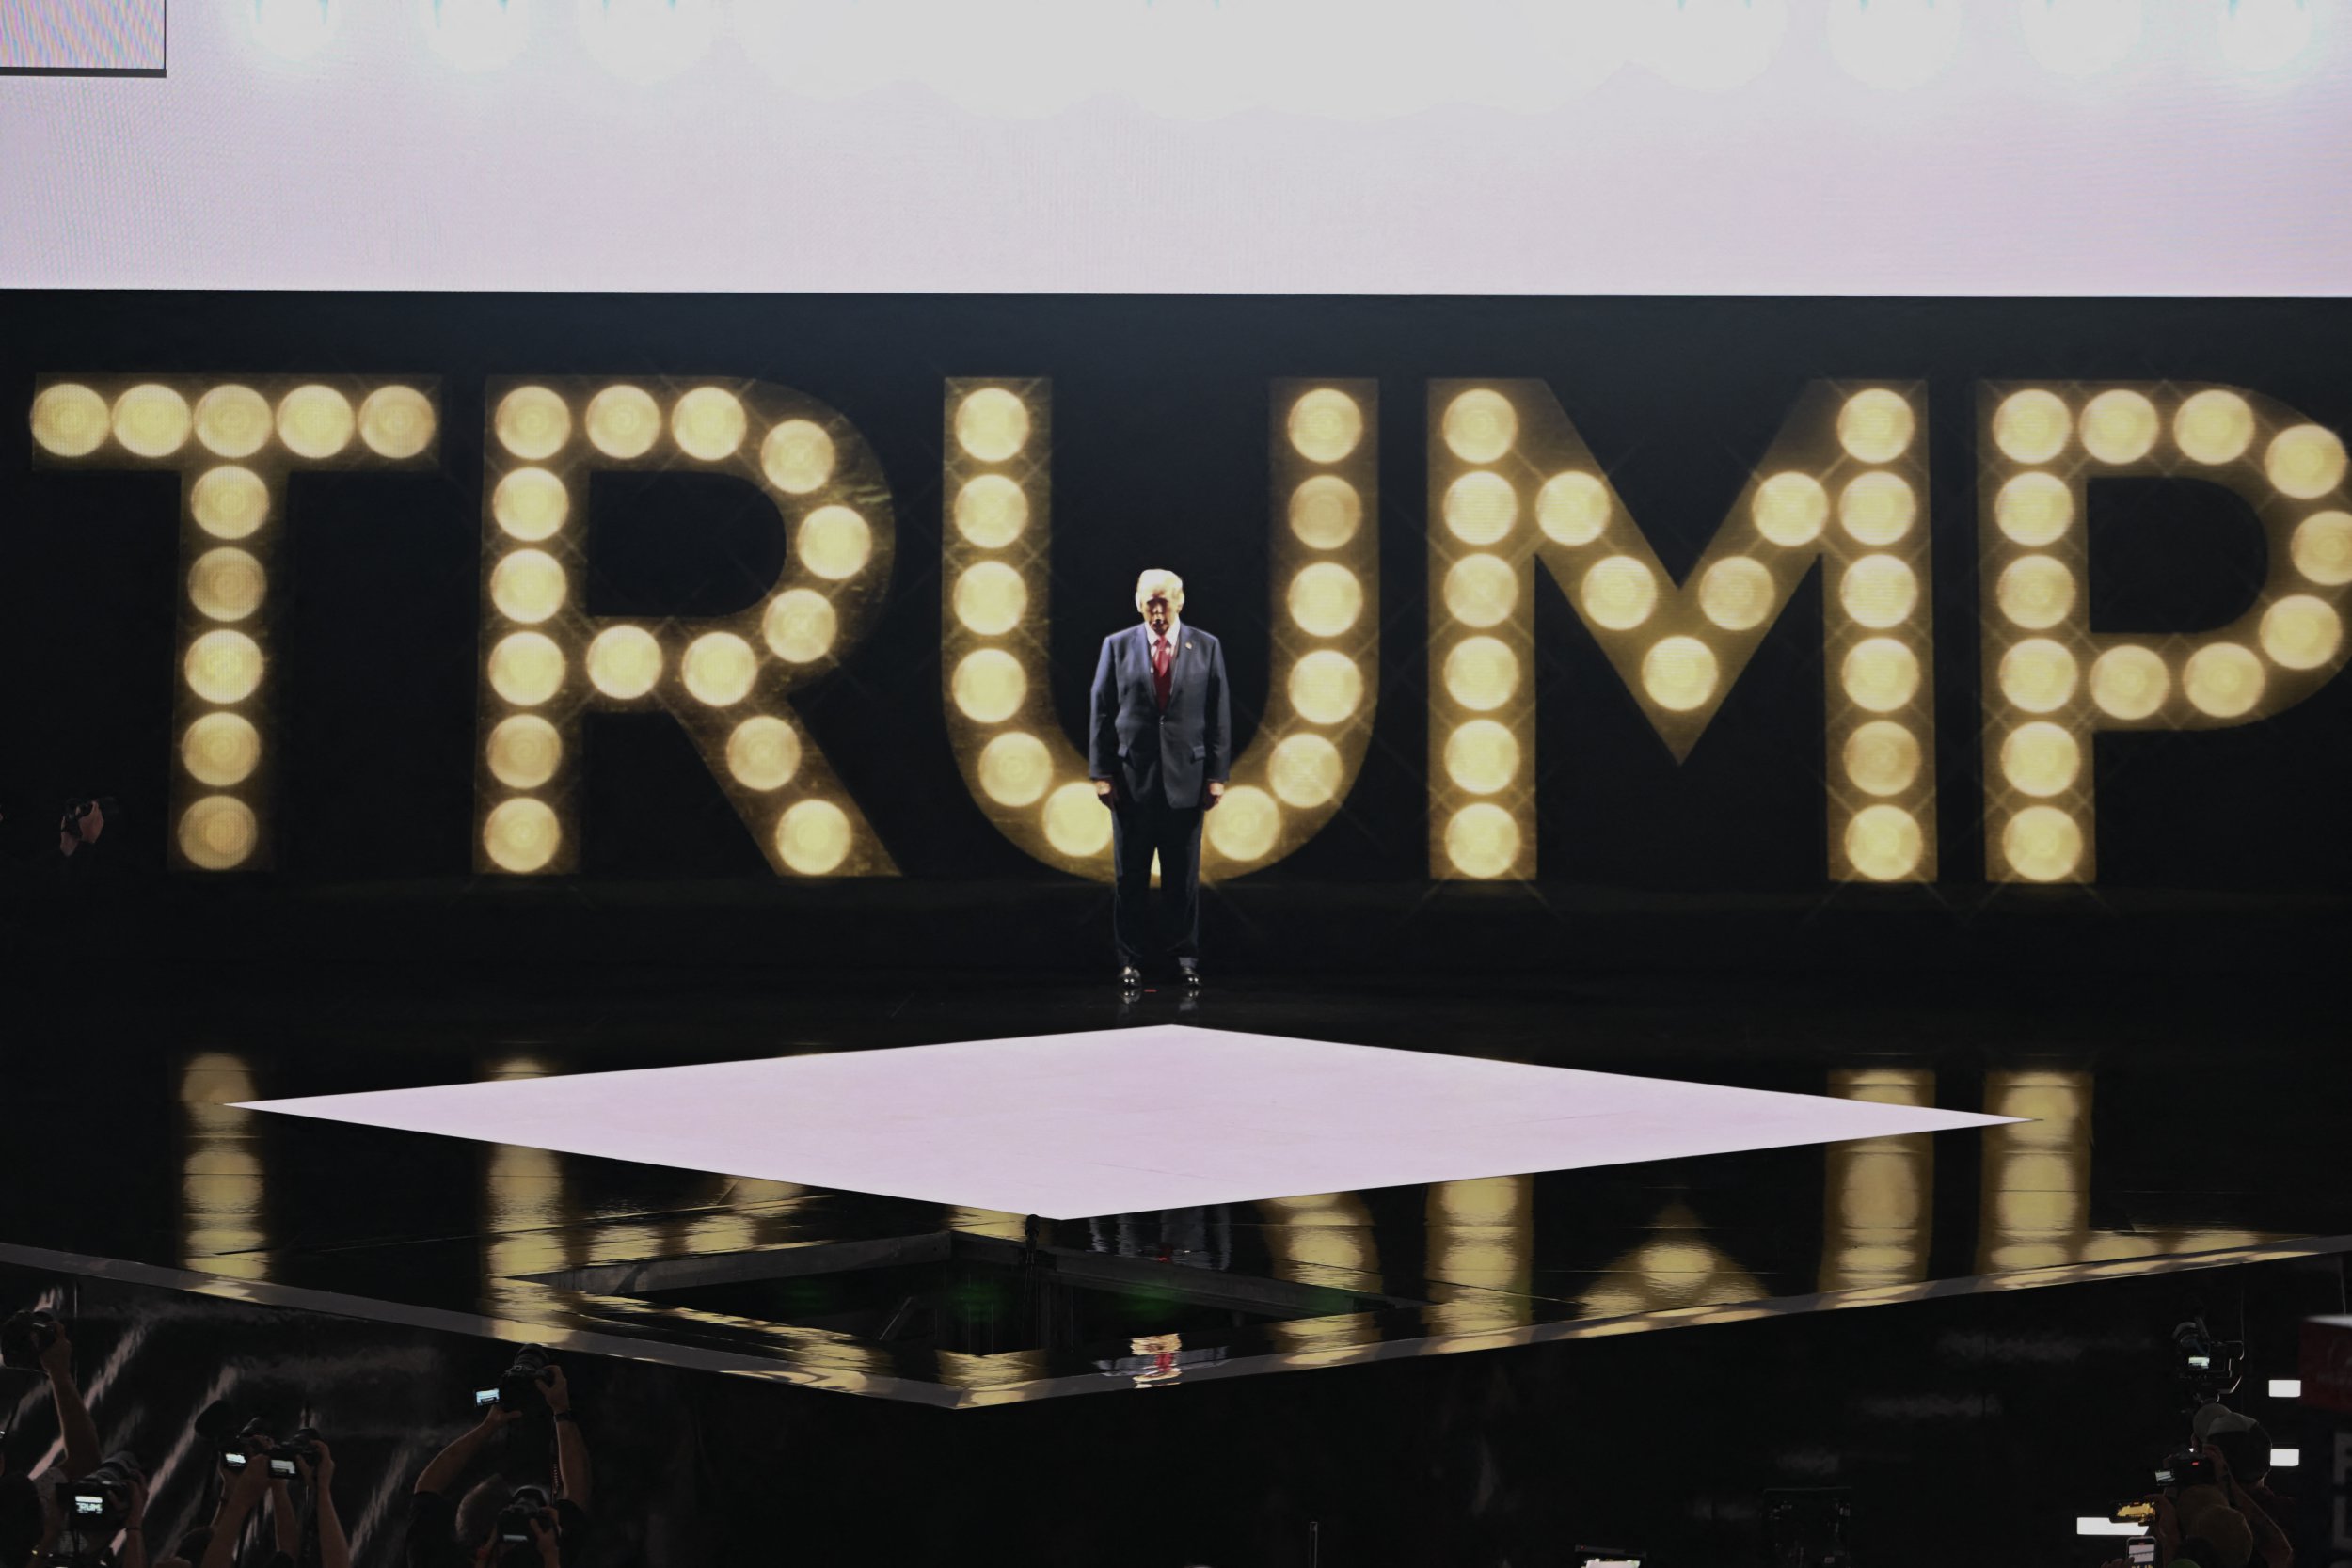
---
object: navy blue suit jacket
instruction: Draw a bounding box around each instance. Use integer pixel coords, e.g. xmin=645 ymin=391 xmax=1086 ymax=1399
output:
xmin=1089 ymin=622 xmax=1232 ymax=809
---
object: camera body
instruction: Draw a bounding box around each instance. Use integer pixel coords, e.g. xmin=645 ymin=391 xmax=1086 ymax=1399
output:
xmin=203 ymin=1408 xmax=320 ymax=1481
xmin=497 ymin=1345 xmax=553 ymax=1412
xmin=0 ymin=1309 xmax=60 ymax=1370
xmin=494 ymin=1483 xmax=557 ymax=1567
xmin=2156 ymin=1449 xmax=2221 ymax=1490
xmin=48 ymin=1452 xmax=144 ymax=1565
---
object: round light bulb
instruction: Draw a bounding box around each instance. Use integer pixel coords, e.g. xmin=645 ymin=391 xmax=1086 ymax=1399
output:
xmin=2002 ymin=805 xmax=2084 ymax=882
xmin=2000 ymin=721 xmax=2083 ymax=798
xmin=31 ymin=383 xmax=109 ymax=456
xmin=484 ymin=798 xmax=561 ymax=874
xmin=680 ymin=631 xmax=758 ymax=706
xmin=2183 ymin=642 xmax=2265 ymax=718
xmin=1995 ymin=471 xmax=2074 ymax=546
xmin=1441 ymin=389 xmax=1518 ymax=464
xmin=956 ymin=474 xmax=1028 ymax=548
xmin=1700 ymin=556 xmax=1776 ymax=631
xmin=487 ymin=632 xmax=565 ymax=707
xmin=584 ymin=384 xmax=661 ymax=459
xmin=1993 ymin=389 xmax=2073 ymax=465
xmin=486 ymin=715 xmax=563 ymax=789
xmin=2259 ymin=594 xmax=2343 ymax=671
xmin=276 ymin=384 xmax=354 ymax=459
xmin=1444 ymin=803 xmax=1521 ymax=879
xmin=1443 ymin=637 xmax=1519 ymax=712
xmin=954 ymin=562 xmax=1028 ymax=637
xmin=2173 ymin=388 xmax=2255 ymax=465
xmin=1997 ymin=638 xmax=2078 ymax=714
xmin=585 ymin=625 xmax=662 ymax=699
xmin=671 ymin=386 xmax=747 ymax=462
xmin=1269 ymin=734 xmax=1345 ymax=808
xmin=1288 ymin=388 xmax=1364 ymax=464
xmin=955 ymin=388 xmax=1030 ymax=463
xmin=358 ymin=385 xmax=436 ymax=459
xmin=493 ymin=467 xmax=568 ymax=541
xmin=181 ymin=796 xmax=261 ymax=871
xmin=764 ymin=588 xmax=838 ymax=664
xmin=1041 ymin=780 xmax=1113 ymax=858
xmin=1836 ymin=388 xmax=1917 ymax=460
xmin=1443 ymin=554 xmax=1518 ymax=628
xmin=774 ymin=800 xmax=853 ymax=875
xmin=951 ymin=648 xmax=1027 ymax=723
xmin=1844 ymin=804 xmax=1925 ymax=881
xmin=1537 ymin=471 xmax=1612 ymax=546
xmin=2290 ymin=511 xmax=2352 ymax=586
xmin=1842 ymin=721 xmax=1921 ymax=796
xmin=1641 ymin=636 xmax=1719 ymax=712
xmin=1443 ymin=471 xmax=1518 ymax=546
xmin=727 ymin=717 xmax=802 ymax=791
xmin=1290 ymin=650 xmax=1365 ymax=724
xmin=1580 ymin=555 xmax=1658 ymax=631
xmin=1753 ymin=471 xmax=1830 ymax=547
xmin=1995 ymin=554 xmax=2076 ymax=631
xmin=1206 ymin=785 xmax=1281 ymax=863
xmin=2089 ymin=644 xmax=2169 ymax=720
xmin=1288 ymin=563 xmax=1365 ymax=637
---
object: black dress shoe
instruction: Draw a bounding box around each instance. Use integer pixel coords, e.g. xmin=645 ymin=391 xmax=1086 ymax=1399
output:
xmin=1178 ymin=959 xmax=1201 ymax=987
xmin=1119 ymin=965 xmax=1143 ymax=989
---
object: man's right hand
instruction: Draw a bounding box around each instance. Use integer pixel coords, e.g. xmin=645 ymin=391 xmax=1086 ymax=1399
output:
xmin=1092 ymin=777 xmax=1116 ymax=807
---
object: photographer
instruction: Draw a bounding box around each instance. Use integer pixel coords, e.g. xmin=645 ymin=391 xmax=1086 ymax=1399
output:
xmin=297 ymin=1440 xmax=352 ymax=1568
xmin=0 ymin=1312 xmax=105 ymax=1568
xmin=408 ymin=1358 xmax=592 ymax=1568
xmin=31 ymin=1316 xmax=103 ymax=1479
xmin=192 ymin=1441 xmax=276 ymax=1568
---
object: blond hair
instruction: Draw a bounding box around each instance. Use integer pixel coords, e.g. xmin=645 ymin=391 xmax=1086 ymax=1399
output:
xmin=1134 ymin=568 xmax=1186 ymax=613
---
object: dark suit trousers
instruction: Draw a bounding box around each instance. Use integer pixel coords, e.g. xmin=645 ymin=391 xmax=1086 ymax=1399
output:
xmin=1110 ymin=792 xmax=1203 ymax=968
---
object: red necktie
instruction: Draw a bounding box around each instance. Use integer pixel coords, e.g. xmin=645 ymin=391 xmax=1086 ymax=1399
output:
xmin=1152 ymin=635 xmax=1173 ymax=709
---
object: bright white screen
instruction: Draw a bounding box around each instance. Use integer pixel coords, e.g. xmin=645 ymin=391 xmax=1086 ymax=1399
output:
xmin=2 ymin=0 xmax=2347 ymax=293
xmin=0 ymin=0 xmax=164 ymax=72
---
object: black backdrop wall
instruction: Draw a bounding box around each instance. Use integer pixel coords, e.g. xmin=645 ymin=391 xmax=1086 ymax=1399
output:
xmin=3 ymin=293 xmax=2347 ymax=970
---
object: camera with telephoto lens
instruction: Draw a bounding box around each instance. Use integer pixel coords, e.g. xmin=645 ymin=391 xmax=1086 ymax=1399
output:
xmin=2173 ymin=1317 xmax=2244 ymax=1405
xmin=497 ymin=1344 xmax=554 ymax=1412
xmin=197 ymin=1403 xmax=320 ymax=1481
xmin=493 ymin=1484 xmax=557 ymax=1568
xmin=0 ymin=1308 xmax=60 ymax=1370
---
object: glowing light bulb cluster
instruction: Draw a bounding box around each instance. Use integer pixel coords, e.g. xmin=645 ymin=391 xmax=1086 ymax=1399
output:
xmin=31 ymin=375 xmax=439 ymax=871
xmin=1976 ymin=1070 xmax=2090 ymax=1273
xmin=1426 ymin=380 xmax=1937 ymax=882
xmin=940 ymin=380 xmax=1381 ymax=880
xmin=476 ymin=377 xmax=896 ymax=876
xmin=1818 ymin=1068 xmax=1935 ymax=1293
xmin=1979 ymin=381 xmax=2351 ymax=882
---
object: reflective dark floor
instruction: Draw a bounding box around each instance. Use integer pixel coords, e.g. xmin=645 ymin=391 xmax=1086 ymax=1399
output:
xmin=8 ymin=970 xmax=2349 ymax=1414
xmin=8 ymin=966 xmax=2352 ymax=1563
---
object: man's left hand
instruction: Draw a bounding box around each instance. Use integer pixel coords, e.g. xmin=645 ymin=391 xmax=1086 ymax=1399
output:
xmin=1204 ymin=782 xmax=1226 ymax=808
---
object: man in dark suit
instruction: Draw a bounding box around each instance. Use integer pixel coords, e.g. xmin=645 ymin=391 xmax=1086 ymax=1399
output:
xmin=1090 ymin=568 xmax=1231 ymax=990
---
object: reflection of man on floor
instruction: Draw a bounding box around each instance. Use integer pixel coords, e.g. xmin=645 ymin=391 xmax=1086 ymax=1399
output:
xmin=1089 ymin=569 xmax=1231 ymax=990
